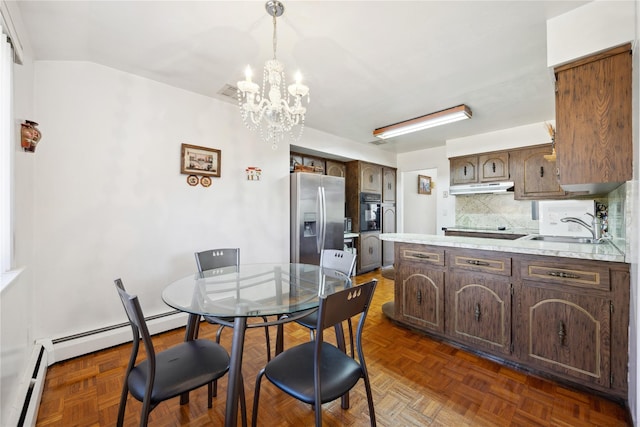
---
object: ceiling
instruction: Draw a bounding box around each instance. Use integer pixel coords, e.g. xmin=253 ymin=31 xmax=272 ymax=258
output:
xmin=16 ymin=1 xmax=592 ymax=154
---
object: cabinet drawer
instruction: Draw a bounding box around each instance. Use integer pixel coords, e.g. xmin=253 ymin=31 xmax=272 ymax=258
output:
xmin=399 ymin=246 xmax=445 ymax=266
xmin=521 ymin=260 xmax=609 ymax=291
xmin=449 ymin=251 xmax=511 ymax=276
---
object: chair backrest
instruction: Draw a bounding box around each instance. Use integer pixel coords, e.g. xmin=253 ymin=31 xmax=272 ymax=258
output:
xmin=195 ymin=248 xmax=240 ymax=273
xmin=316 ymin=279 xmax=377 ymax=338
xmin=320 ymin=249 xmax=356 ymax=277
xmin=114 ymin=278 xmax=156 ymax=364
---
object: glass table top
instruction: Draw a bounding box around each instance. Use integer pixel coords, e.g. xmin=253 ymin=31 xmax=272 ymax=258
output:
xmin=162 ymin=263 xmax=351 ymax=318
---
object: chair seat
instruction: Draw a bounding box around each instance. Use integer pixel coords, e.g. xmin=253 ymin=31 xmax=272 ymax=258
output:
xmin=264 ymin=341 xmax=362 ymax=404
xmin=128 ymin=339 xmax=230 ymax=404
xmin=295 ymin=311 xmax=318 ymax=330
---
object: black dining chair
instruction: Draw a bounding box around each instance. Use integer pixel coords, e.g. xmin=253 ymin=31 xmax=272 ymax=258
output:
xmin=195 ymin=248 xmax=272 ymax=356
xmin=295 ymin=249 xmax=357 ymax=356
xmin=114 ymin=278 xmax=236 ymax=427
xmin=252 ymin=279 xmax=378 ymax=427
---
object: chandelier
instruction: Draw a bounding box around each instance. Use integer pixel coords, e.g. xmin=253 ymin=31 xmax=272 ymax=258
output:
xmin=237 ymin=0 xmax=310 ymax=149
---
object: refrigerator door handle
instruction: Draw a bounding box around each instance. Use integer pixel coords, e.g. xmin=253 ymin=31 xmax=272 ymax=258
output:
xmin=316 ymin=186 xmax=323 ymax=253
xmin=320 ymin=186 xmax=326 ymax=252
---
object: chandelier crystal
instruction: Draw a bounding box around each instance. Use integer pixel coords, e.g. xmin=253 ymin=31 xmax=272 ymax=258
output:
xmin=237 ymin=0 xmax=310 ymax=149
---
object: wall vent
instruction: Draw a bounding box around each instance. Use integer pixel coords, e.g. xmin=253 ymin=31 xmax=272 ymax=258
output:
xmin=216 ymin=84 xmax=239 ymax=104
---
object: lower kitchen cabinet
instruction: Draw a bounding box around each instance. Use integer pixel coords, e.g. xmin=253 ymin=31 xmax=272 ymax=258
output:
xmin=358 ymin=232 xmax=381 ymax=273
xmin=447 ymin=271 xmax=511 ymax=355
xmin=391 ymin=242 xmax=629 ymax=399
xmin=394 ymin=244 xmax=446 ymax=333
xmin=517 ymin=284 xmax=610 ymax=388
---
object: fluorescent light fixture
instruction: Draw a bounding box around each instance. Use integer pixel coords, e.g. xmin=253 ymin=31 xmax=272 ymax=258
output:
xmin=373 ymin=104 xmax=472 ymax=139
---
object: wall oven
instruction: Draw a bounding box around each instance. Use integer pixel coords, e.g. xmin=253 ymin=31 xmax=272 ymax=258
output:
xmin=360 ymin=192 xmax=381 ymax=231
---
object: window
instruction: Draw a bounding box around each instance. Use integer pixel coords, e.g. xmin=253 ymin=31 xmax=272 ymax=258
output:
xmin=0 ymin=25 xmax=13 ymax=274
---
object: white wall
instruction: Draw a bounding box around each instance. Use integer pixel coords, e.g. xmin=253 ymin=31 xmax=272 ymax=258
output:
xmin=30 ymin=61 xmax=291 ymax=344
xmin=396 ymin=145 xmax=452 ymax=234
xmin=401 ymin=168 xmax=438 ymax=234
xmin=0 ymin=0 xmax=36 ymax=422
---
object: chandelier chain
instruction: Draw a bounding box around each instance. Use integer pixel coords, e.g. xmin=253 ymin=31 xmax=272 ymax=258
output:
xmin=272 ymin=13 xmax=277 ymax=60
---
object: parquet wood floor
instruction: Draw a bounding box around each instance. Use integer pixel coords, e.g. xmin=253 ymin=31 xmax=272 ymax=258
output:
xmin=36 ymin=270 xmax=631 ymax=426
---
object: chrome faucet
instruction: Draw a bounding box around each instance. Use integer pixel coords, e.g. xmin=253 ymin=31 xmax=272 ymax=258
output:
xmin=560 ymin=213 xmax=602 ymax=241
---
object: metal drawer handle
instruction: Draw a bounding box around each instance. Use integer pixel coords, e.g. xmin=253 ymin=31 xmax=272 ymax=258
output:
xmin=417 ymin=289 xmax=422 ymax=305
xmin=558 ymin=320 xmax=566 ymax=346
xmin=412 ymin=253 xmax=431 ymax=259
xmin=492 ymin=162 xmax=496 ymax=173
xmin=540 ymin=166 xmax=544 ymax=178
xmin=464 ymin=166 xmax=467 ymax=176
xmin=466 ymin=259 xmax=490 ymax=266
xmin=474 ymin=303 xmax=481 ymax=322
xmin=549 ymin=271 xmax=580 ymax=279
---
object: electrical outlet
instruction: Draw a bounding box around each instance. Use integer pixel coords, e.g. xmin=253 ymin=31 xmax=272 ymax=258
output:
xmin=443 ymin=191 xmax=448 ymax=198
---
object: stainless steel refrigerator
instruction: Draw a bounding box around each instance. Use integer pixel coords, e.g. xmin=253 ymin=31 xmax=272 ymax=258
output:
xmin=291 ymin=172 xmax=345 ymax=265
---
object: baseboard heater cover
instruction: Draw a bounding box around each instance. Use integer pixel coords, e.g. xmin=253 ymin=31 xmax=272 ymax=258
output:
xmin=15 ymin=342 xmax=48 ymax=427
xmin=49 ymin=310 xmax=188 ymax=363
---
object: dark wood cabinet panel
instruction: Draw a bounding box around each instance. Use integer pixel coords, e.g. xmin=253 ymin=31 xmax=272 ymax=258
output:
xmin=326 ymin=160 xmax=346 ymax=177
xmin=447 ymin=271 xmax=511 ymax=355
xmin=381 ymin=206 xmax=396 ymax=266
xmin=359 ymin=232 xmax=381 ymax=273
xmin=360 ymin=162 xmax=382 ymax=193
xmin=511 ymin=145 xmax=568 ymax=200
xmin=450 ymin=156 xmax=478 ymax=185
xmin=478 ymin=152 xmax=509 ymax=182
xmin=383 ymin=168 xmax=396 ymax=202
xmin=555 ymin=44 xmax=632 ymax=192
xmin=517 ymin=284 xmax=610 ymax=388
xmin=396 ymin=264 xmax=445 ymax=333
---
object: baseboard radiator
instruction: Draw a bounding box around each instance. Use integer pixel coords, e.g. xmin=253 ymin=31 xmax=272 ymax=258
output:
xmin=15 ymin=310 xmax=187 ymax=426
xmin=15 ymin=343 xmax=47 ymax=427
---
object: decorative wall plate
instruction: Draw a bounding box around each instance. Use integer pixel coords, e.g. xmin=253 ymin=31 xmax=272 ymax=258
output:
xmin=187 ymin=175 xmax=199 ymax=186
xmin=200 ymin=176 xmax=212 ymax=187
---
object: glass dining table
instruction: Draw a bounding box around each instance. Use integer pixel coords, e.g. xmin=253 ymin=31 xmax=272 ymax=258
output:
xmin=162 ymin=262 xmax=352 ymax=427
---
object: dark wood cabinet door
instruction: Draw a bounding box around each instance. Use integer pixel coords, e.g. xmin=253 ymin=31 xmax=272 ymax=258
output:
xmin=326 ymin=160 xmax=346 ymax=177
xmin=517 ymin=283 xmax=611 ymax=388
xmin=360 ymin=163 xmax=382 ymax=193
xmin=512 ymin=145 xmax=568 ymax=200
xmin=446 ymin=271 xmax=511 ymax=355
xmin=359 ymin=232 xmax=381 ymax=273
xmin=450 ymin=156 xmax=478 ymax=185
xmin=555 ymin=45 xmax=632 ymax=190
xmin=396 ymin=264 xmax=445 ymax=333
xmin=382 ymin=168 xmax=396 ymax=202
xmin=479 ymin=152 xmax=509 ymax=182
xmin=381 ymin=206 xmax=396 ymax=266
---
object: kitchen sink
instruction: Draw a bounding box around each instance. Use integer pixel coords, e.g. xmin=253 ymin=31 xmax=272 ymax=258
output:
xmin=521 ymin=235 xmax=602 ymax=244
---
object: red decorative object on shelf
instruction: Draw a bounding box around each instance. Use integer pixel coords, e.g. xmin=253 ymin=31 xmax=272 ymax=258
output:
xmin=21 ymin=120 xmax=42 ymax=152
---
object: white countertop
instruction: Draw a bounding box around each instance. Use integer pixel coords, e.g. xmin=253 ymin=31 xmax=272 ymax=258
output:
xmin=344 ymin=233 xmax=359 ymax=239
xmin=380 ymin=233 xmax=626 ymax=263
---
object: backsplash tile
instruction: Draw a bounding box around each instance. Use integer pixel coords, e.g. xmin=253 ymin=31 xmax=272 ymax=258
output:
xmin=454 ymin=194 xmax=538 ymax=231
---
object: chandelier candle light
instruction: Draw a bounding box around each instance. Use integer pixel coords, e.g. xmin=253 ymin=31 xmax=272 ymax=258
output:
xmin=237 ymin=0 xmax=310 ymax=149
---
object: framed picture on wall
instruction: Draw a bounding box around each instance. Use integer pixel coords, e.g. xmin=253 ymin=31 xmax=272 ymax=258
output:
xmin=418 ymin=175 xmax=432 ymax=195
xmin=180 ymin=143 xmax=221 ymax=177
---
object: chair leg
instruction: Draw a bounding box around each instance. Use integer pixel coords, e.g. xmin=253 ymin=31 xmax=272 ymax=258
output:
xmin=240 ymin=375 xmax=248 ymax=427
xmin=363 ymin=375 xmax=377 ymax=426
xmin=116 ymin=384 xmax=129 ymax=427
xmin=208 ymin=381 xmax=213 ymax=409
xmin=212 ymin=325 xmax=226 ymax=397
xmin=140 ymin=397 xmax=153 ymax=427
xmin=251 ymin=369 xmax=266 ymax=427
xmin=261 ymin=316 xmax=271 ymax=362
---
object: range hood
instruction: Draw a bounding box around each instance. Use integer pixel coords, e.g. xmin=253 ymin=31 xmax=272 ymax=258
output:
xmin=449 ymin=182 xmax=514 ymax=195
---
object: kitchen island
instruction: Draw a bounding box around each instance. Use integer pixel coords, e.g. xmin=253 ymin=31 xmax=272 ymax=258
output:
xmin=379 ymin=233 xmax=629 ymax=401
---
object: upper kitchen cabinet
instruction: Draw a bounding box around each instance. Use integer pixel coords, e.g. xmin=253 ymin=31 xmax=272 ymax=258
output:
xmin=383 ymin=168 xmax=396 ymax=203
xmin=450 ymin=151 xmax=509 ymax=185
xmin=326 ymin=160 xmax=346 ymax=177
xmin=554 ymin=44 xmax=632 ymax=195
xmin=511 ymin=144 xmax=568 ymax=200
xmin=347 ymin=161 xmax=382 ymax=194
